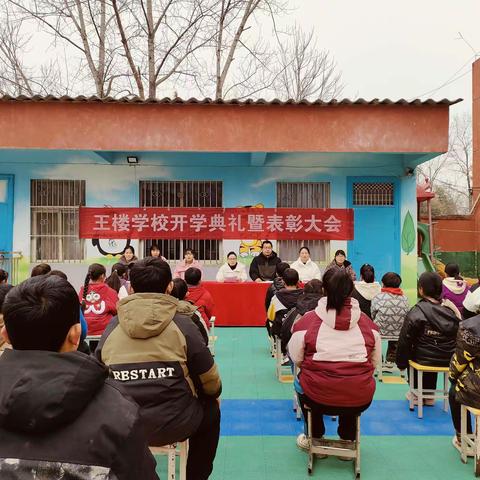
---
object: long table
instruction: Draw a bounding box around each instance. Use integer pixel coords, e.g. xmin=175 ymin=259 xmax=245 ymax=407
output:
xmin=202 ymin=281 xmax=271 ymax=326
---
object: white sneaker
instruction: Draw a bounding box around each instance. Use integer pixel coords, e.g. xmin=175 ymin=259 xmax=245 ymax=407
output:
xmin=453 ymin=434 xmax=474 ymax=457
xmin=382 ymin=362 xmax=394 ymax=372
xmin=281 ymin=355 xmax=290 ymax=366
xmin=296 ymin=433 xmax=310 ymax=451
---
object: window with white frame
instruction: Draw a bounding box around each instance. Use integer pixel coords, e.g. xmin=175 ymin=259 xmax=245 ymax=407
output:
xmin=139 ymin=181 xmax=222 ymax=262
xmin=276 ymin=182 xmax=330 ymax=262
xmin=30 ymin=180 xmax=85 ymax=262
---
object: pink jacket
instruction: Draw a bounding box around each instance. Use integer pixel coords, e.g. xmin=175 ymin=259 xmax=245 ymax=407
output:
xmin=173 ymin=260 xmax=202 ymax=280
xmin=288 ymin=297 xmax=381 ymax=407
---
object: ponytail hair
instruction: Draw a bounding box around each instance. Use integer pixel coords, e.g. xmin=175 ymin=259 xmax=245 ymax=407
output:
xmin=0 ymin=269 xmax=8 ymax=284
xmin=106 ymin=263 xmax=128 ymax=293
xmin=81 ymin=263 xmax=106 ymax=311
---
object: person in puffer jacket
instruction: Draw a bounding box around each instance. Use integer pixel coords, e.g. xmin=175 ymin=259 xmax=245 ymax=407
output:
xmin=370 ymin=272 xmax=410 ymax=364
xmin=448 ymin=315 xmax=480 ymax=451
xmin=463 ymin=278 xmax=480 ymax=319
xmin=442 ymin=263 xmax=469 ymax=312
xmin=281 ymin=279 xmax=323 ymax=354
xmin=396 ymin=272 xmax=459 ymax=406
xmin=268 ymin=268 xmax=304 ymax=340
xmin=96 ymin=257 xmax=222 ymax=480
xmin=289 ymin=270 xmax=380 ymax=450
xmin=351 ymin=264 xmax=381 ymax=318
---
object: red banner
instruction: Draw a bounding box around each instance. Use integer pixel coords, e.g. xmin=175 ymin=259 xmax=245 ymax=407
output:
xmin=79 ymin=207 xmax=354 ymax=240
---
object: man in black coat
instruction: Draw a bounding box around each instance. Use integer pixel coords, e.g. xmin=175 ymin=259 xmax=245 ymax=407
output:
xmin=0 ymin=275 xmax=158 ymax=480
xmin=249 ymin=240 xmax=282 ymax=282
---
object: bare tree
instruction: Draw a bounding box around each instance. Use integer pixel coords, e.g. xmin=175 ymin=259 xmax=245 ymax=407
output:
xmin=417 ymin=113 xmax=473 ymax=214
xmin=111 ymin=0 xmax=213 ymax=99
xmin=7 ymin=0 xmax=120 ymax=97
xmin=273 ymin=25 xmax=343 ymax=101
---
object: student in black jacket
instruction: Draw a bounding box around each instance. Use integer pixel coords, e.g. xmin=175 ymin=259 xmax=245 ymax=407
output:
xmin=0 ymin=275 xmax=158 ymax=480
xmin=396 ymin=272 xmax=459 ymax=406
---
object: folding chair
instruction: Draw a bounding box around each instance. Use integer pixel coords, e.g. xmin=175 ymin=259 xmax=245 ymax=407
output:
xmin=150 ymin=440 xmax=189 ymax=480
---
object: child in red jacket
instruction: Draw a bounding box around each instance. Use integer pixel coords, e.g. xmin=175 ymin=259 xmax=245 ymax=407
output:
xmin=79 ymin=263 xmax=118 ymax=335
xmin=185 ymin=267 xmax=214 ymax=329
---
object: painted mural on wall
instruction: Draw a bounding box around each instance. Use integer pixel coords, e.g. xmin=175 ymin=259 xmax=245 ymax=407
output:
xmin=0 ymin=150 xmax=413 ymax=292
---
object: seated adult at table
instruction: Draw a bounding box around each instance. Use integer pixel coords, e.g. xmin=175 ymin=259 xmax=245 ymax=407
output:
xmin=396 ymin=272 xmax=459 ymax=406
xmin=290 ymin=247 xmax=322 ymax=283
xmin=149 ymin=243 xmax=168 ymax=261
xmin=249 ymin=240 xmax=282 ymax=282
xmin=216 ymin=251 xmax=247 ymax=282
xmin=323 ymin=249 xmax=356 ymax=281
xmin=174 ymin=248 xmax=202 ymax=280
xmin=96 ymin=258 xmax=222 ymax=480
xmin=289 ymin=270 xmax=380 ymax=450
xmin=186 ymin=267 xmax=215 ymax=328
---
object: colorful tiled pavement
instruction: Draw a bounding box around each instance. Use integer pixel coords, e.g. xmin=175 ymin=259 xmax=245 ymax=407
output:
xmin=155 ymin=328 xmax=475 ymax=479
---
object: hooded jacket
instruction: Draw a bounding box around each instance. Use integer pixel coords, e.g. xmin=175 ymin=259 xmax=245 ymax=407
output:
xmin=290 ymin=258 xmax=322 ymax=282
xmin=176 ymin=299 xmax=209 ymax=345
xmin=187 ymin=283 xmax=215 ymax=327
xmin=323 ymin=259 xmax=356 ymax=281
xmin=442 ymin=277 xmax=469 ymax=311
xmin=450 ymin=315 xmax=480 ymax=409
xmin=268 ymin=288 xmax=304 ymax=337
xmin=249 ymin=251 xmax=282 ymax=281
xmin=97 ymin=293 xmax=222 ymax=446
xmin=288 ymin=297 xmax=381 ymax=407
xmin=396 ymin=298 xmax=459 ymax=370
xmin=463 ymin=283 xmax=480 ymax=318
xmin=0 ymin=349 xmax=157 ymax=480
xmin=280 ymin=291 xmax=323 ymax=354
xmin=78 ymin=282 xmax=118 ymax=335
xmin=351 ymin=281 xmax=382 ymax=318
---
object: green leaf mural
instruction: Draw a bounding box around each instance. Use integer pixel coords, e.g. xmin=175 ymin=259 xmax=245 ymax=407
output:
xmin=401 ymin=211 xmax=415 ymax=255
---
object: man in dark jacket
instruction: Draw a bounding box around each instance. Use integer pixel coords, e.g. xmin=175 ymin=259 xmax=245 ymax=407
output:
xmin=249 ymin=240 xmax=282 ymax=282
xmin=0 ymin=275 xmax=158 ymax=480
xmin=396 ymin=272 xmax=459 ymax=405
xmin=97 ymin=257 xmax=222 ymax=480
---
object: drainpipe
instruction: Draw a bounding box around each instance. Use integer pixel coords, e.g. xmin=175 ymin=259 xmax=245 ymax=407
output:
xmin=427 ymin=199 xmax=434 ymax=264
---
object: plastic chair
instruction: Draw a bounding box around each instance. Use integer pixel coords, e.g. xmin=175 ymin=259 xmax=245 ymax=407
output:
xmin=460 ymin=405 xmax=480 ymax=475
xmin=150 ymin=440 xmax=188 ymax=480
xmin=408 ymin=360 xmax=449 ymax=418
xmin=208 ymin=316 xmax=217 ymax=356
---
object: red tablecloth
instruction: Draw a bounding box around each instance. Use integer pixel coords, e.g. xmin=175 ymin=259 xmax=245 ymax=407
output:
xmin=202 ymin=281 xmax=271 ymax=326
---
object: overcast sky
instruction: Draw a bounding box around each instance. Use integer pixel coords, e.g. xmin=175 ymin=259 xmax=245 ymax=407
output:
xmin=289 ymin=0 xmax=479 ymax=116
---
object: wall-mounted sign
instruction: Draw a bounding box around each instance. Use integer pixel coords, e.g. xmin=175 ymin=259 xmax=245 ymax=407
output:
xmin=80 ymin=207 xmax=354 ymax=240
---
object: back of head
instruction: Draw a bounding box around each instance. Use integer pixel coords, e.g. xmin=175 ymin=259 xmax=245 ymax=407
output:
xmin=185 ymin=267 xmax=202 ymax=286
xmin=282 ymin=268 xmax=299 ymax=287
xmin=360 ymin=264 xmax=375 ymax=283
xmin=418 ymin=272 xmax=443 ymax=301
xmin=0 ymin=269 xmax=8 ymax=284
xmin=381 ymin=272 xmax=402 ymax=288
xmin=276 ymin=262 xmax=290 ymax=278
xmin=171 ymin=278 xmax=188 ymax=300
xmin=304 ymin=279 xmax=323 ymax=295
xmin=129 ymin=257 xmax=172 ymax=294
xmin=445 ymin=263 xmax=461 ymax=279
xmin=322 ymin=267 xmax=337 ymax=291
xmin=105 ymin=263 xmax=127 ymax=293
xmin=325 ymin=271 xmax=354 ymax=314
xmin=31 ymin=263 xmax=51 ymax=277
xmin=2 ymin=275 xmax=80 ymax=351
xmin=48 ymin=270 xmax=68 ymax=281
xmin=0 ymin=283 xmax=14 ymax=313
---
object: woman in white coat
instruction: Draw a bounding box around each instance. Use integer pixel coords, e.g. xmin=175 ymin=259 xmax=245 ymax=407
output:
xmin=216 ymin=251 xmax=248 ymax=282
xmin=290 ymin=246 xmax=322 ymax=283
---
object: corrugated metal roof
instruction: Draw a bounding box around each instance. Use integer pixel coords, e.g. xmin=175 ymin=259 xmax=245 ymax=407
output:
xmin=0 ymin=94 xmax=463 ymax=106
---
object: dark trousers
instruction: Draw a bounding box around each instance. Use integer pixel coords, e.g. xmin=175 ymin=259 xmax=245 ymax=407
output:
xmin=449 ymin=384 xmax=472 ymax=435
xmin=386 ymin=341 xmax=397 ymax=363
xmin=408 ymin=369 xmax=437 ymax=390
xmin=187 ymin=399 xmax=221 ymax=480
xmin=298 ymin=392 xmax=370 ymax=441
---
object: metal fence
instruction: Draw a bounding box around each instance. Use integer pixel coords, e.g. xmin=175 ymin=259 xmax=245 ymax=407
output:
xmin=0 ymin=251 xmax=22 ymax=285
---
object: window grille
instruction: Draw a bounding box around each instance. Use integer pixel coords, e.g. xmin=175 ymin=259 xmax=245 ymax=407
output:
xmin=353 ymin=183 xmax=394 ymax=206
xmin=30 ymin=180 xmax=85 ymax=262
xmin=276 ymin=182 xmax=330 ymax=262
xmin=140 ymin=181 xmax=222 ymax=262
